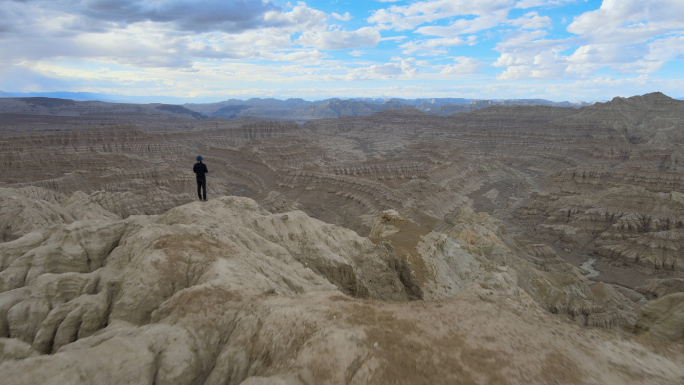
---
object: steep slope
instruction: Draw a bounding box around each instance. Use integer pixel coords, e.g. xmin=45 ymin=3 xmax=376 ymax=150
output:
xmin=1 ymin=193 xmax=683 ymax=385
xmin=0 ymin=187 xmax=119 ymax=241
xmin=558 ymin=92 xmax=684 ymax=145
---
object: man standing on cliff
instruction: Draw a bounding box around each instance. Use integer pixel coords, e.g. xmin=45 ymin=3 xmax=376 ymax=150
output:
xmin=193 ymin=155 xmax=208 ymax=201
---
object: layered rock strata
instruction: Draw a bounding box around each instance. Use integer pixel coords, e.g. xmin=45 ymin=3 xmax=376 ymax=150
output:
xmin=1 ymin=92 xmax=684 ymax=321
xmin=1 ymin=193 xmax=683 ymax=384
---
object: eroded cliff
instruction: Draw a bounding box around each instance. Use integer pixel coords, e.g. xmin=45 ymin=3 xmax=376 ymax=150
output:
xmin=1 ymin=192 xmax=682 ymax=385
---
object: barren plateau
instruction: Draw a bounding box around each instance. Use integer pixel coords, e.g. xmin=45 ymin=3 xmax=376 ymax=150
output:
xmin=1 ymin=93 xmax=684 ymax=384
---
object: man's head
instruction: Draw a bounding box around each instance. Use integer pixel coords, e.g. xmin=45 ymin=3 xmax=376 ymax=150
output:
xmin=197 ymin=155 xmax=203 ymax=162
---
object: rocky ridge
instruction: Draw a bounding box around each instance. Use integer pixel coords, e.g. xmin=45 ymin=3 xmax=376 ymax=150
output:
xmin=182 ymin=97 xmax=590 ymax=122
xmin=1 ymin=191 xmax=683 ymax=384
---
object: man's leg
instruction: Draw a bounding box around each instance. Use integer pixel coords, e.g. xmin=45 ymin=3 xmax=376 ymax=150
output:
xmin=197 ymin=180 xmax=203 ymax=201
xmin=201 ymin=180 xmax=207 ymax=201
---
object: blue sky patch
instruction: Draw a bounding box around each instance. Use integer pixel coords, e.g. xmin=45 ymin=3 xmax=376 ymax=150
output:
xmin=0 ymin=0 xmax=682 ymax=102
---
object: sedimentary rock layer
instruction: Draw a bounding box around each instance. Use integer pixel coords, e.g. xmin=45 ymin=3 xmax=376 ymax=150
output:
xmin=1 ymin=193 xmax=682 ymax=384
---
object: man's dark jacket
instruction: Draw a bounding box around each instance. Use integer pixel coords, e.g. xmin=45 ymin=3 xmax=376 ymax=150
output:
xmin=193 ymin=162 xmax=208 ymax=181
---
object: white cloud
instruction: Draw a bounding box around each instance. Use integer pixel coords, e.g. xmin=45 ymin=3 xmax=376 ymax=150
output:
xmin=514 ymin=0 xmax=578 ymax=9
xmin=566 ymin=44 xmax=634 ymax=73
xmin=296 ymin=27 xmax=381 ymax=50
xmin=394 ymin=57 xmax=420 ymax=78
xmin=0 ymin=1 xmax=363 ymax=68
xmin=439 ymin=57 xmax=486 ymax=74
xmin=380 ymin=36 xmax=408 ymax=41
xmin=493 ymin=30 xmax=570 ymax=80
xmin=645 ymin=35 xmax=684 ymax=63
xmin=261 ymin=50 xmax=326 ymax=62
xmin=491 ymin=1 xmax=684 ymax=80
xmin=496 ymin=29 xmax=550 ymax=48
xmin=332 ymin=12 xmax=353 ymax=21
xmin=345 ymin=63 xmax=403 ymax=80
xmin=509 ymin=12 xmax=552 ymax=30
xmin=400 ymin=37 xmax=469 ymax=55
xmin=496 ymin=51 xmax=568 ymax=80
xmin=370 ymin=0 xmax=554 ymax=59
xmin=571 ymin=35 xmax=684 ymax=75
xmin=368 ymin=0 xmax=512 ymax=31
xmin=9 ymin=56 xmax=683 ymax=102
xmin=367 ymin=0 xmax=564 ymax=34
xmin=415 ymin=11 xmax=508 ymax=37
xmin=569 ymin=1 xmax=684 ymax=74
xmin=263 ymin=3 xmax=328 ymax=33
xmin=344 ymin=58 xmax=418 ymax=80
xmin=567 ymin=0 xmax=684 ymax=44
xmin=8 ymin=0 xmax=284 ymax=34
xmin=1 ymin=0 xmax=682 ymax=101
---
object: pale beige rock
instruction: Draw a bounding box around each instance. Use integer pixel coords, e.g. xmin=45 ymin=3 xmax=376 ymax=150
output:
xmin=635 ymin=292 xmax=684 ymax=340
xmin=0 ymin=188 xmax=74 ymax=242
xmin=480 ymin=266 xmax=518 ymax=296
xmin=444 ymin=206 xmax=639 ymax=329
xmin=415 ymin=231 xmax=482 ymax=299
xmin=0 ymin=338 xmax=37 ymax=363
xmin=0 ymin=194 xmax=683 ymax=385
xmin=671 ymin=191 xmax=684 ymax=205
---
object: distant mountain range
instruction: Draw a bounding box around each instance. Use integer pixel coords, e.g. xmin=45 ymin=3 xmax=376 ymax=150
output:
xmin=0 ymin=97 xmax=207 ymax=120
xmin=3 ymin=90 xmax=681 ymax=123
xmin=0 ymin=91 xmax=191 ymax=104
xmin=182 ymin=97 xmax=597 ymax=122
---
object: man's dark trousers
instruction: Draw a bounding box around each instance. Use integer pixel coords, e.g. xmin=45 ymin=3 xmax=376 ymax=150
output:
xmin=197 ymin=180 xmax=207 ymax=201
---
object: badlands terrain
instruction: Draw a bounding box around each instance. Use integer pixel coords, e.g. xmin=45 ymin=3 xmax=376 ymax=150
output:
xmin=0 ymin=93 xmax=683 ymax=384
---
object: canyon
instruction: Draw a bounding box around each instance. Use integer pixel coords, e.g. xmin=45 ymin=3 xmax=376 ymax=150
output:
xmin=1 ymin=92 xmax=683 ymax=384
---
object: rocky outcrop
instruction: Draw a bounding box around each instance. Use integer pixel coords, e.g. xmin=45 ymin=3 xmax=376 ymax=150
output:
xmin=514 ymin=186 xmax=684 ymax=271
xmin=635 ymin=293 xmax=684 ymax=340
xmin=441 ymin=206 xmax=639 ymax=329
xmin=637 ymin=278 xmax=684 ymax=299
xmin=1 ymin=193 xmax=683 ymax=384
xmin=0 ymin=195 xmax=425 ymax=347
xmin=0 ymin=187 xmax=120 ymax=241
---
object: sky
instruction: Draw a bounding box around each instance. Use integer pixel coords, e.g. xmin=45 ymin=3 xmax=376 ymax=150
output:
xmin=0 ymin=0 xmax=683 ymax=102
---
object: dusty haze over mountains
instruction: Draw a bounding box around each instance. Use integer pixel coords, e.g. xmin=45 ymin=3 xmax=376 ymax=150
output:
xmin=1 ymin=93 xmax=684 ymax=384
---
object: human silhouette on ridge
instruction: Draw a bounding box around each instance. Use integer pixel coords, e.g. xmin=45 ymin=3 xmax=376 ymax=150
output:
xmin=193 ymin=155 xmax=208 ymax=201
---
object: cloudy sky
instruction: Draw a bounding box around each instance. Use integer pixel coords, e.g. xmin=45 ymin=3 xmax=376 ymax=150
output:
xmin=1 ymin=0 xmax=683 ymax=102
